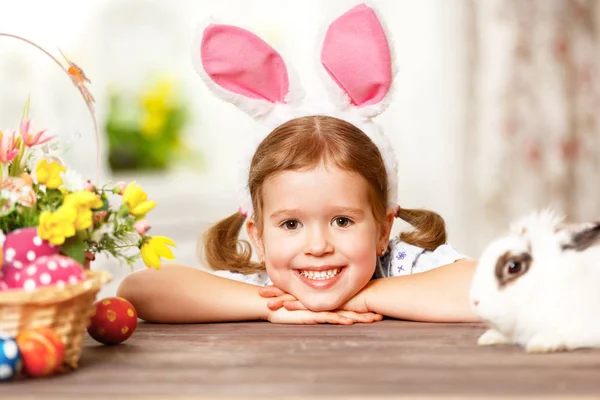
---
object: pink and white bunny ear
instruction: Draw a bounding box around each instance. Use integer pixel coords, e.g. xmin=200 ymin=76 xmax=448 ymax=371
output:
xmin=192 ymin=22 xmax=301 ymax=120
xmin=320 ymin=3 xmax=394 ymax=118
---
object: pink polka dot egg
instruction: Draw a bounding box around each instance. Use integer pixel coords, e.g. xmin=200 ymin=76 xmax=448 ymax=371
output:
xmin=2 ymin=227 xmax=58 ymax=271
xmin=2 ymin=254 xmax=86 ymax=292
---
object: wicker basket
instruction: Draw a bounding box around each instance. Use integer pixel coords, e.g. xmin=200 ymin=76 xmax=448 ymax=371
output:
xmin=0 ymin=269 xmax=112 ymax=370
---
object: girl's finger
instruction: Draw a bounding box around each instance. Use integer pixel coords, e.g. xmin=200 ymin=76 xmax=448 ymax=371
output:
xmin=259 ymin=285 xmax=286 ymax=298
xmin=267 ymin=299 xmax=284 ymax=310
xmin=338 ymin=310 xmax=370 ymax=323
xmin=267 ymin=294 xmax=297 ymax=310
xmin=338 ymin=311 xmax=382 ymax=323
xmin=364 ymin=312 xmax=383 ymax=322
xmin=283 ymin=300 xmax=307 ymax=311
xmin=316 ymin=312 xmax=354 ymax=325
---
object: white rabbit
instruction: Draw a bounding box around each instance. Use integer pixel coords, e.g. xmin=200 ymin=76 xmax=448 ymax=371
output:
xmin=469 ymin=209 xmax=600 ymax=353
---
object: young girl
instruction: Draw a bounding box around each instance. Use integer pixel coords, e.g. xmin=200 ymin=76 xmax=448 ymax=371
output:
xmin=117 ymin=3 xmax=479 ymax=325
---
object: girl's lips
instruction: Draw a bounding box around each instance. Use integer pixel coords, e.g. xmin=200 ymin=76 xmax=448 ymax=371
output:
xmin=294 ymin=267 xmax=346 ymax=290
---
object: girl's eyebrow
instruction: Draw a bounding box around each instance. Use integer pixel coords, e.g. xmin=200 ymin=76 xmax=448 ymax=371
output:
xmin=269 ymin=207 xmax=365 ymax=220
xmin=270 ymin=209 xmax=301 ymax=220
xmin=331 ymin=207 xmax=365 ymax=217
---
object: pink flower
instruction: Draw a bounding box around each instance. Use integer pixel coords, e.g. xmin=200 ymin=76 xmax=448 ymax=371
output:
xmin=92 ymin=211 xmax=108 ymax=227
xmin=0 ymin=177 xmax=36 ymax=207
xmin=134 ymin=220 xmax=151 ymax=235
xmin=0 ymin=130 xmax=19 ymax=163
xmin=84 ymin=180 xmax=95 ymax=192
xmin=20 ymin=118 xmax=53 ymax=147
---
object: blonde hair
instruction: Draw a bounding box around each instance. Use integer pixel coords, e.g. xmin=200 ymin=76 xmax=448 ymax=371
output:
xmin=203 ymin=116 xmax=447 ymax=274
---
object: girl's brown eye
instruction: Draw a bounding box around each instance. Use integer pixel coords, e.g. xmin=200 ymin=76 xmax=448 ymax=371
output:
xmin=283 ymin=220 xmax=300 ymax=230
xmin=333 ymin=217 xmax=352 ymax=228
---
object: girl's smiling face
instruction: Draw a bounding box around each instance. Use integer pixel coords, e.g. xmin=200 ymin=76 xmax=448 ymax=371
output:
xmin=247 ymin=163 xmax=392 ymax=311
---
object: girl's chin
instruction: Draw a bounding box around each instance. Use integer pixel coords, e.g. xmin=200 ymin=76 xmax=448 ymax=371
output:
xmin=294 ymin=292 xmax=346 ymax=312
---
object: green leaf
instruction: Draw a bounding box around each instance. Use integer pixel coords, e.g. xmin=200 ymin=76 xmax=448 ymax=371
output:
xmin=96 ymin=196 xmax=109 ymax=211
xmin=61 ymin=235 xmax=87 ymax=265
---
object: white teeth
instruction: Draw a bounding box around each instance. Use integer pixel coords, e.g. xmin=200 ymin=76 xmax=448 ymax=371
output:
xmin=299 ymin=268 xmax=340 ymax=280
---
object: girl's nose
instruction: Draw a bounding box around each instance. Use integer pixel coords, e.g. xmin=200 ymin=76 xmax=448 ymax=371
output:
xmin=304 ymin=227 xmax=333 ymax=256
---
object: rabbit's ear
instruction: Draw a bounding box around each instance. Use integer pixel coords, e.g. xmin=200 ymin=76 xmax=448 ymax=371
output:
xmin=320 ymin=3 xmax=393 ymax=118
xmin=192 ymin=22 xmax=300 ymax=120
xmin=561 ymin=222 xmax=600 ymax=252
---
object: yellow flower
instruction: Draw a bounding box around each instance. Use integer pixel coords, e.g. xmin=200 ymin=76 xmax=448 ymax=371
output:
xmin=140 ymin=236 xmax=176 ymax=269
xmin=64 ymin=191 xmax=103 ymax=209
xmin=36 ymin=190 xmax=98 ymax=244
xmin=74 ymin=207 xmax=93 ymax=230
xmin=37 ymin=206 xmax=77 ymax=245
xmin=122 ymin=182 xmax=156 ymax=217
xmin=140 ymin=113 xmax=166 ymax=137
xmin=36 ymin=159 xmax=65 ymax=189
xmin=63 ymin=191 xmax=103 ymax=230
xmin=142 ymin=77 xmax=174 ymax=113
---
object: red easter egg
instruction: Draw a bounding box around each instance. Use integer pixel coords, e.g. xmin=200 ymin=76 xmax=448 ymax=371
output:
xmin=2 ymin=254 xmax=85 ymax=291
xmin=16 ymin=327 xmax=65 ymax=377
xmin=87 ymin=297 xmax=137 ymax=345
xmin=2 ymin=227 xmax=59 ymax=270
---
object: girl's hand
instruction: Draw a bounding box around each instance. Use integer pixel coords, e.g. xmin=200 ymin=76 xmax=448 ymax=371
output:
xmin=267 ymin=307 xmax=350 ymax=325
xmin=259 ymin=285 xmax=381 ymax=323
xmin=267 ymin=307 xmax=381 ymax=325
xmin=259 ymin=285 xmax=302 ymax=310
xmin=340 ymin=290 xmax=370 ymax=314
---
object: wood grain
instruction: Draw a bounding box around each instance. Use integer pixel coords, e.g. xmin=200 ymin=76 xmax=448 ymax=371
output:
xmin=3 ymin=320 xmax=600 ymax=399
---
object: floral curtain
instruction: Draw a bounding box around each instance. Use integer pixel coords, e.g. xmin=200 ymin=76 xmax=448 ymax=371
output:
xmin=465 ymin=0 xmax=600 ymax=250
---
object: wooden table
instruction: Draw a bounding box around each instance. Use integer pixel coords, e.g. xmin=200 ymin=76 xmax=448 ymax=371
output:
xmin=4 ymin=320 xmax=600 ymax=399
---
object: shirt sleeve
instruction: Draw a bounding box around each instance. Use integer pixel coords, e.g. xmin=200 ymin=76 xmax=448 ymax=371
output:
xmin=376 ymin=236 xmax=468 ymax=278
xmin=212 ymin=269 xmax=273 ymax=287
xmin=412 ymin=243 xmax=467 ymax=274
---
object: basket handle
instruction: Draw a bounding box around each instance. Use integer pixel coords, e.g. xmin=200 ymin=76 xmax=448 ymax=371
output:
xmin=0 ymin=33 xmax=101 ymax=183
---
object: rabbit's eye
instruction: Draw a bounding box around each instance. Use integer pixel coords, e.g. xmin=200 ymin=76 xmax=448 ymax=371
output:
xmin=507 ymin=261 xmax=522 ymax=275
xmin=495 ymin=253 xmax=532 ymax=287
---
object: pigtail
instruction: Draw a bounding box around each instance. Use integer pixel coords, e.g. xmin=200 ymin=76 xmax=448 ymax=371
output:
xmin=396 ymin=206 xmax=447 ymax=251
xmin=203 ymin=211 xmax=264 ymax=274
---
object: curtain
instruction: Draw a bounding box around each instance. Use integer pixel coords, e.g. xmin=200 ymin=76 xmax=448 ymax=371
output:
xmin=464 ymin=0 xmax=600 ymax=251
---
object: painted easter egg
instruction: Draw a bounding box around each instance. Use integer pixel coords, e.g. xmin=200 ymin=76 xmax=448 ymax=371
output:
xmin=2 ymin=227 xmax=58 ymax=271
xmin=16 ymin=327 xmax=65 ymax=377
xmin=87 ymin=297 xmax=137 ymax=345
xmin=0 ymin=336 xmax=21 ymax=381
xmin=2 ymin=254 xmax=86 ymax=291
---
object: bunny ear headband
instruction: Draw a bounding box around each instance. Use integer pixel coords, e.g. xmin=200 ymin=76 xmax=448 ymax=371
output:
xmin=192 ymin=3 xmax=398 ymax=218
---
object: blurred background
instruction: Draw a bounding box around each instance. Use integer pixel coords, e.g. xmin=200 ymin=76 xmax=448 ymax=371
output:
xmin=1 ymin=0 xmax=599 ymax=297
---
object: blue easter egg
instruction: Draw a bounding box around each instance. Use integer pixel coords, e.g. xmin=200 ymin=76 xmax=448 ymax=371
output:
xmin=0 ymin=337 xmax=21 ymax=381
